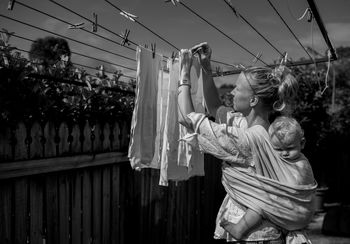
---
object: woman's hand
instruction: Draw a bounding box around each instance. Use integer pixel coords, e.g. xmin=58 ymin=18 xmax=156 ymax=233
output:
xmin=180 ymin=49 xmax=192 ymax=81
xmin=190 ymin=42 xmax=212 ymax=71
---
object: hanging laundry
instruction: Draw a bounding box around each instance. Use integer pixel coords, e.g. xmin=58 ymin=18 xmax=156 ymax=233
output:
xmin=128 ymin=46 xmax=163 ymax=169
xmin=129 ymin=47 xmax=205 ymax=186
xmin=159 ymin=57 xmax=205 ymax=186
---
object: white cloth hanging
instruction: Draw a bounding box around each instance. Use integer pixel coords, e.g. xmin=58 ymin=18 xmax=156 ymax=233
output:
xmin=128 ymin=47 xmax=205 ymax=186
xmin=128 ymin=46 xmax=163 ymax=169
xmin=159 ymin=57 xmax=205 ymax=186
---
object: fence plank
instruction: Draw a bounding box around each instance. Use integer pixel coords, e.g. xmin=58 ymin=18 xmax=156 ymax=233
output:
xmin=14 ymin=122 xmax=27 ymax=161
xmin=111 ymin=165 xmax=120 ymax=244
xmin=0 ymin=126 xmax=12 ymax=162
xmin=0 ymin=181 xmax=12 ymax=244
xmin=102 ymin=166 xmax=111 ymax=244
xmin=45 ymin=121 xmax=56 ymax=158
xmin=30 ymin=177 xmax=43 ymax=244
xmin=82 ymin=170 xmax=92 ymax=244
xmin=14 ymin=178 xmax=28 ymax=244
xmin=59 ymin=122 xmax=69 ymax=156
xmin=92 ymin=168 xmax=102 ymax=244
xmin=31 ymin=122 xmax=42 ymax=159
xmin=46 ymin=174 xmax=59 ymax=244
xmin=71 ymin=171 xmax=82 ymax=244
xmin=58 ymin=174 xmax=70 ymax=244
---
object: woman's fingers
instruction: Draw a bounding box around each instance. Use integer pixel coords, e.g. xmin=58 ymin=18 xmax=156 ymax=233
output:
xmin=191 ymin=42 xmax=211 ymax=59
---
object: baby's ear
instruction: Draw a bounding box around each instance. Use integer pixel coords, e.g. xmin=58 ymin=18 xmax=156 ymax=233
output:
xmin=300 ymin=137 xmax=306 ymax=149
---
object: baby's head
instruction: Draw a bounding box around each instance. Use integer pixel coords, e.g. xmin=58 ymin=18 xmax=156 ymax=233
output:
xmin=268 ymin=116 xmax=305 ymax=160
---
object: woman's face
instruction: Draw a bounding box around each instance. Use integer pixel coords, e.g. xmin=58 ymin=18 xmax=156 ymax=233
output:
xmin=231 ymin=72 xmax=254 ymax=115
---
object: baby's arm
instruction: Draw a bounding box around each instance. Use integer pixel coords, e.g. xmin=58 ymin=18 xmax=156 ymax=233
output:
xmin=220 ymin=208 xmax=262 ymax=240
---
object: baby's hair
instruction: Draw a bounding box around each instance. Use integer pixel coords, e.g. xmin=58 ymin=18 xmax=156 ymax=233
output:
xmin=268 ymin=116 xmax=304 ymax=144
xmin=243 ymin=66 xmax=298 ymax=112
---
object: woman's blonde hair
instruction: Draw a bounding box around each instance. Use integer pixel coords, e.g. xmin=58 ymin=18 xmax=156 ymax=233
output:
xmin=243 ymin=65 xmax=298 ymax=112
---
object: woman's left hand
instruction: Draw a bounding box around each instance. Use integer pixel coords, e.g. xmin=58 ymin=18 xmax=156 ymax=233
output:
xmin=180 ymin=49 xmax=192 ymax=81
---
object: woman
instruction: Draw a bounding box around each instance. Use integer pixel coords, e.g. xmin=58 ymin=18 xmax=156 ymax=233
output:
xmin=177 ymin=43 xmax=317 ymax=243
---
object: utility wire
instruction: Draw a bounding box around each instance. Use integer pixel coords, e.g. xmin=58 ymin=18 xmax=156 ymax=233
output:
xmin=179 ymin=1 xmax=268 ymax=65
xmin=2 ymin=31 xmax=137 ymax=72
xmin=15 ymin=1 xmax=137 ymax=55
xmin=0 ymin=14 xmax=136 ymax=62
xmin=222 ymin=0 xmax=284 ymax=57
xmin=104 ymin=0 xmax=236 ymax=68
xmin=265 ymin=0 xmax=313 ymax=60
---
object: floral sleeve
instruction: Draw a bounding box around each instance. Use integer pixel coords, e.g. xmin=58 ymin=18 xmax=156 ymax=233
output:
xmin=183 ymin=112 xmax=253 ymax=167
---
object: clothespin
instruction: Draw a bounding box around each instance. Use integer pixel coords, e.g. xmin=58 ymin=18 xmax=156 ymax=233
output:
xmin=279 ymin=52 xmax=288 ymax=65
xmin=164 ymin=0 xmax=180 ymax=6
xmin=7 ymin=0 xmax=15 ymax=10
xmin=68 ymin=22 xmax=85 ymax=29
xmin=252 ymin=52 xmax=262 ymax=64
xmin=224 ymin=0 xmax=240 ymax=18
xmin=120 ymin=10 xmax=138 ymax=22
xmin=97 ymin=64 xmax=105 ymax=78
xmin=113 ymin=70 xmax=123 ymax=82
xmin=1 ymin=28 xmax=15 ymax=46
xmin=92 ymin=12 xmax=98 ymax=32
xmin=171 ymin=51 xmax=178 ymax=63
xmin=216 ymin=66 xmax=223 ymax=76
xmin=151 ymin=43 xmax=156 ymax=58
xmin=121 ymin=29 xmax=130 ymax=46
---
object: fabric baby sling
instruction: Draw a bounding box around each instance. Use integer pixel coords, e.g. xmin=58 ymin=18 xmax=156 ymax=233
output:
xmin=221 ymin=125 xmax=318 ymax=231
xmin=185 ymin=112 xmax=317 ymax=231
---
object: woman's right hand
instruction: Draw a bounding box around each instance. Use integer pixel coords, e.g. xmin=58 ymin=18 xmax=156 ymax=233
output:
xmin=180 ymin=49 xmax=192 ymax=81
xmin=191 ymin=42 xmax=212 ymax=70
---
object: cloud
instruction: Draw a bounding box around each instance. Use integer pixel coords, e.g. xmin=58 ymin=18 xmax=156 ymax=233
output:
xmin=300 ymin=22 xmax=350 ymax=48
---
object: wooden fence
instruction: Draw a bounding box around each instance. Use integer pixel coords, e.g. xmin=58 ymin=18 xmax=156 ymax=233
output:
xmin=0 ymin=119 xmax=226 ymax=244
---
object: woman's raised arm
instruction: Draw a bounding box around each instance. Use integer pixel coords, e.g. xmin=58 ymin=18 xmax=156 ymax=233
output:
xmin=192 ymin=43 xmax=222 ymax=117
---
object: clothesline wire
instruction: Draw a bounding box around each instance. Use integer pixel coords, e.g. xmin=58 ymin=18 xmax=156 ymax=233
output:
xmin=0 ymin=15 xmax=136 ymax=64
xmin=1 ymin=31 xmax=137 ymax=72
xmin=265 ymin=0 xmax=313 ymax=60
xmin=103 ymin=0 xmax=237 ymax=68
xmin=14 ymin=47 xmax=135 ymax=80
xmin=179 ymin=1 xmax=268 ymax=66
xmin=222 ymin=0 xmax=284 ymax=57
xmin=15 ymin=1 xmax=137 ymax=59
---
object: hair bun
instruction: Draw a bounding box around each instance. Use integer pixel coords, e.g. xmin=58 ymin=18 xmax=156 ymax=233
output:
xmin=270 ymin=65 xmax=292 ymax=83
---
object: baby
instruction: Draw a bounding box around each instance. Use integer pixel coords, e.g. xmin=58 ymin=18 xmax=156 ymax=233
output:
xmin=220 ymin=116 xmax=314 ymax=239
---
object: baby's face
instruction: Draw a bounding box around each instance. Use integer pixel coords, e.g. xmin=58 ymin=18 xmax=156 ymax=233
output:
xmin=270 ymin=134 xmax=302 ymax=160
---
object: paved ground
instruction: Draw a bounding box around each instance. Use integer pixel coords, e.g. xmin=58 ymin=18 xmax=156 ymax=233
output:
xmin=308 ymin=213 xmax=350 ymax=244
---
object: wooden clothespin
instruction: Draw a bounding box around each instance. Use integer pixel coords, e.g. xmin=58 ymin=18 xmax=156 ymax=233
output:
xmin=252 ymin=52 xmax=262 ymax=64
xmin=171 ymin=51 xmax=178 ymax=63
xmin=307 ymin=8 xmax=313 ymax=22
xmin=151 ymin=43 xmax=156 ymax=59
xmin=120 ymin=10 xmax=138 ymax=22
xmin=216 ymin=66 xmax=223 ymax=76
xmin=113 ymin=70 xmax=123 ymax=83
xmin=7 ymin=0 xmax=15 ymax=10
xmin=68 ymin=22 xmax=85 ymax=29
xmin=144 ymin=44 xmax=148 ymax=49
xmin=121 ymin=29 xmax=130 ymax=46
xmin=164 ymin=0 xmax=180 ymax=6
xmin=224 ymin=0 xmax=240 ymax=18
xmin=92 ymin=12 xmax=98 ymax=32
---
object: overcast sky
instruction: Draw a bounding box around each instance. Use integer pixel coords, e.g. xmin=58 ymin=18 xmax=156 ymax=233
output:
xmin=1 ymin=0 xmax=349 ymax=86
